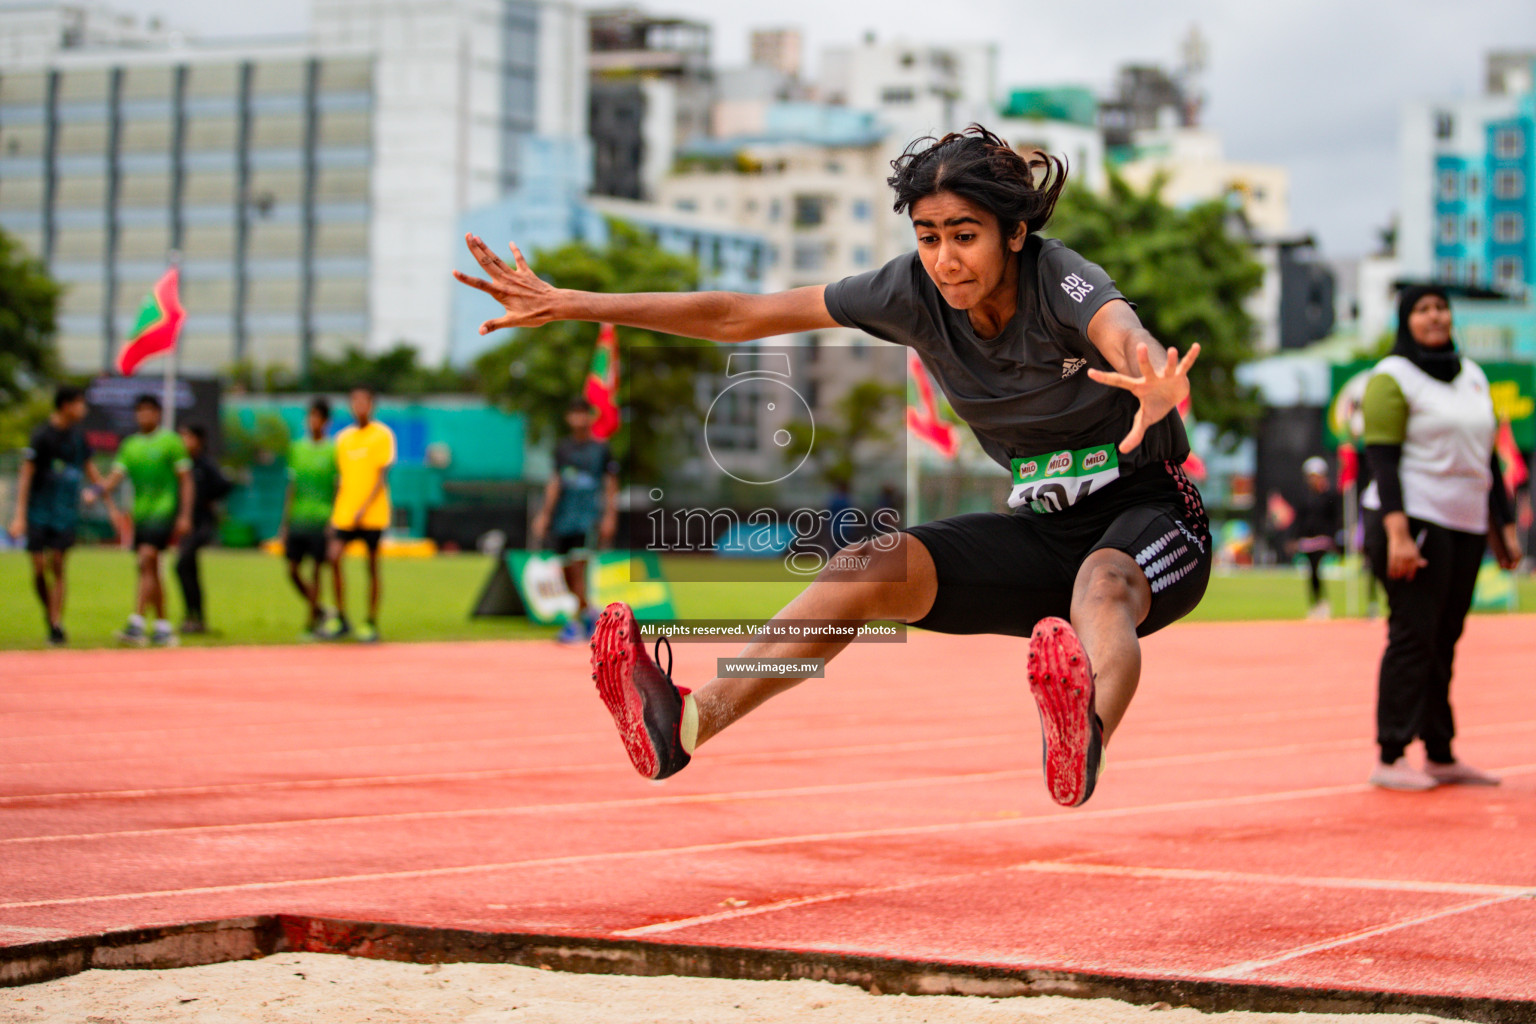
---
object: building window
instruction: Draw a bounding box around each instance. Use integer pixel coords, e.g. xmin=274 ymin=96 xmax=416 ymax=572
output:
xmin=1468 ymin=172 xmax=1482 ymax=197
xmin=793 ymin=194 xmax=826 ymax=227
xmin=1494 ymin=127 xmax=1525 ymax=160
xmin=1465 ymin=262 xmax=1480 ymax=286
xmin=673 ymin=198 xmax=697 ymax=212
xmin=1494 ymin=257 xmax=1523 ymax=285
xmin=792 ymin=240 xmax=827 ymax=271
xmin=852 ymin=245 xmax=871 ymax=267
xmin=1437 ymin=214 xmax=1458 ymax=244
xmin=1437 ymin=170 xmax=1459 ymax=201
xmin=1437 ymin=259 xmax=1457 ymax=282
xmin=881 ymin=86 xmax=914 ymax=104
xmin=1494 ymin=169 xmax=1525 ymax=199
xmin=767 ymin=198 xmax=781 ymax=222
xmin=1434 ymin=111 xmax=1454 ymax=140
xmin=851 ymin=199 xmax=871 ymax=221
xmin=1494 ymin=212 xmax=1524 ymax=243
xmin=1468 ymin=218 xmax=1481 ymax=241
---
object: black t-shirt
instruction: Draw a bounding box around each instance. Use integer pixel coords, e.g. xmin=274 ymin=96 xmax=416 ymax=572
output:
xmin=551 ymin=438 xmax=619 ymax=536
xmin=23 ymin=421 xmax=92 ymax=529
xmin=824 ymin=235 xmax=1189 ymax=509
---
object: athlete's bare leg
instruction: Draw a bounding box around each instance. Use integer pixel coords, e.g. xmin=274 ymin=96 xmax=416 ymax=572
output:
xmin=691 ymin=534 xmax=938 ymax=747
xmin=47 ymin=550 xmax=66 ymax=626
xmin=135 ymin=546 xmax=165 ymax=619
xmin=1069 ymin=548 xmax=1152 ymax=743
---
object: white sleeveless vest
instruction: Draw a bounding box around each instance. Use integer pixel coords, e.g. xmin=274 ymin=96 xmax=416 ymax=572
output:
xmin=1361 ymin=355 xmax=1495 ymax=534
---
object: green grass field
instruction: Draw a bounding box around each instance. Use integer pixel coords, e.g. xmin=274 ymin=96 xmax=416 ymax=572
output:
xmin=1 ymin=547 xmax=1531 ymax=650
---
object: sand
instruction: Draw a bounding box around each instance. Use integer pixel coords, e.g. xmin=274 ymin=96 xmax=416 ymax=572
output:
xmin=1 ymin=954 xmax=1461 ymax=1024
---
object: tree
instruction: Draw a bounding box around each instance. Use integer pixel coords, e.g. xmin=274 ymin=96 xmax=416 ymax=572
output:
xmin=1048 ymin=173 xmax=1265 ymax=444
xmin=783 ymin=379 xmax=903 ymax=489
xmin=306 ymin=344 xmax=472 ymax=395
xmin=0 ymin=228 xmax=62 ymax=407
xmin=474 ymin=220 xmax=724 ymax=484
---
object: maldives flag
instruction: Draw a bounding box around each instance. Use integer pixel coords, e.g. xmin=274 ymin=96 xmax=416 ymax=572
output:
xmin=116 ymin=266 xmax=185 ymax=376
xmin=1495 ymin=419 xmax=1528 ymax=495
xmin=906 ymin=350 xmax=959 ymax=459
xmin=582 ymin=323 xmax=620 ymax=440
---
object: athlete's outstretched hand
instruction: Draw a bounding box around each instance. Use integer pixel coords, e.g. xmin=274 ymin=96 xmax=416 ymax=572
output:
xmin=1087 ymin=342 xmax=1200 ymax=454
xmin=452 ymin=234 xmax=560 ymax=335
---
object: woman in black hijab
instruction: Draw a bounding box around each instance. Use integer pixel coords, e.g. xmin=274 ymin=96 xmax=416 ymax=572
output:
xmin=1359 ymin=285 xmax=1521 ymax=791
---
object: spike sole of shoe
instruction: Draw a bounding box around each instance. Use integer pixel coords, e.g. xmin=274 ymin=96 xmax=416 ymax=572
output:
xmin=1027 ymin=616 xmax=1096 ymax=808
xmin=590 ymin=602 xmax=663 ymax=779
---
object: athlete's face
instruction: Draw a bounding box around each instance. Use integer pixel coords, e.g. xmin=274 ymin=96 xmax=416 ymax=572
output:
xmin=350 ymin=389 xmax=374 ymax=424
xmin=134 ymin=403 xmax=160 ymax=433
xmin=307 ymin=409 xmax=328 ymax=438
xmin=59 ymin=397 xmax=86 ymax=425
xmin=1407 ymin=293 xmax=1452 ymax=348
xmin=909 ymin=192 xmax=1025 ymax=311
xmin=566 ymin=408 xmax=593 ymax=437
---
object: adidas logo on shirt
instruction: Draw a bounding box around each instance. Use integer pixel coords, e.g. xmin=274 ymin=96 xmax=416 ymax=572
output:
xmin=1061 ymin=358 xmax=1087 ymax=379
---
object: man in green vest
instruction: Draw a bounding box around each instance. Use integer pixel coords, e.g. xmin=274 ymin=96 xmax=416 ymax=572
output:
xmin=280 ymin=397 xmax=340 ymax=635
xmin=98 ymin=394 xmax=194 ymax=646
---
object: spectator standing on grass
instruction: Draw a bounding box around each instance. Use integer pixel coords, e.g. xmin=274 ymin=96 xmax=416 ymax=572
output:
xmin=6 ymin=385 xmax=120 ymax=645
xmin=1361 ymin=284 xmax=1521 ymax=791
xmin=529 ymin=397 xmax=619 ymax=644
xmin=98 ymin=394 xmax=193 ymax=647
xmin=1292 ymin=456 xmax=1340 ymax=620
xmin=319 ymin=386 xmax=394 ymax=643
xmin=280 ymin=397 xmax=339 ymax=636
xmin=174 ymin=423 xmax=232 ymax=635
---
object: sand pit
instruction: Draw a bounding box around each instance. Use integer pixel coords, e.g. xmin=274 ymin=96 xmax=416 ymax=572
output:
xmin=3 ymin=954 xmax=1462 ymax=1023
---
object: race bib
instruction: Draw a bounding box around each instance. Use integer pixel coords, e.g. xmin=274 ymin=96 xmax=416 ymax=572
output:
xmin=1008 ymin=444 xmax=1120 ymax=513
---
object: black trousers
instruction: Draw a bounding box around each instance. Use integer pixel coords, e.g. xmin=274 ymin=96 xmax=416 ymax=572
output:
xmin=176 ymin=524 xmax=216 ymax=620
xmin=1364 ymin=512 xmax=1485 ymax=764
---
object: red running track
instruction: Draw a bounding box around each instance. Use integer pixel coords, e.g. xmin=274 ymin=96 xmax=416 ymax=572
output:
xmin=1 ymin=618 xmax=1533 ymax=1003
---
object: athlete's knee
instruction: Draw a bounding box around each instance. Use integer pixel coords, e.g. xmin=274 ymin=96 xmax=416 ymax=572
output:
xmin=1074 ymin=554 xmax=1148 ymax=611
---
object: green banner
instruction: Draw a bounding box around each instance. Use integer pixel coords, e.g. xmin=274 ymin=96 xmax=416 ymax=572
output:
xmin=481 ymin=550 xmax=676 ymax=624
xmin=1326 ymin=360 xmax=1536 ymax=449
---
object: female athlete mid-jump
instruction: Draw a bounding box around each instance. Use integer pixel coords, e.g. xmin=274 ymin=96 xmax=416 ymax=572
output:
xmin=453 ymin=125 xmax=1209 ymax=808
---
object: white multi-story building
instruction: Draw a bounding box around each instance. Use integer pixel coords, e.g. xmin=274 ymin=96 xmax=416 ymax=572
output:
xmin=818 ymin=36 xmax=995 ymax=150
xmin=1115 ymin=126 xmax=1290 ymax=238
xmin=0 ymin=0 xmax=587 ymax=375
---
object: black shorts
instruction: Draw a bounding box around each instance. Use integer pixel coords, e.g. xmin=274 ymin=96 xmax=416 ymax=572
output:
xmin=285 ymin=528 xmax=329 ymax=564
xmin=25 ymin=524 xmax=76 ymax=553
xmin=908 ymin=461 xmax=1211 ymax=638
xmin=133 ymin=521 xmax=175 ymax=551
xmin=334 ymin=527 xmax=383 ymax=553
xmin=551 ymin=532 xmax=592 ymax=556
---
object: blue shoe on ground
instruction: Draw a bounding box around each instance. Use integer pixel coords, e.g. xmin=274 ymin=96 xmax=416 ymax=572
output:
xmin=556 ymin=619 xmax=586 ymax=644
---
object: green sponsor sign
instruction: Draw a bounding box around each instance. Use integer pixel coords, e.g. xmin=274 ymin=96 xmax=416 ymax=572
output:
xmin=1326 ymin=360 xmax=1536 ymax=449
xmin=474 ymin=549 xmax=675 ymax=624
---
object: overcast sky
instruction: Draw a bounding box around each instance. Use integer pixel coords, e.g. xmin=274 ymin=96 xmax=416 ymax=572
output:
xmin=107 ymin=0 xmax=1536 ymax=260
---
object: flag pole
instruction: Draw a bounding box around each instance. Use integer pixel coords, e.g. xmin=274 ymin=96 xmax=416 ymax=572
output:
xmin=162 ymin=252 xmax=181 ymax=432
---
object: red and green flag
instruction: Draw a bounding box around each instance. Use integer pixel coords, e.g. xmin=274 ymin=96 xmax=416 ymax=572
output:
xmin=1496 ymin=418 xmax=1528 ymax=495
xmin=905 ymin=350 xmax=959 ymax=458
xmin=583 ymin=323 xmax=621 ymax=440
xmin=116 ymin=266 xmax=185 ymax=376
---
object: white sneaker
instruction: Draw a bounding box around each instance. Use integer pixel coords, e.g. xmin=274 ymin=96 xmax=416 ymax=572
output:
xmin=1369 ymin=757 xmax=1438 ymax=791
xmin=1425 ymin=760 xmax=1501 ymax=786
xmin=1307 ymin=600 xmax=1332 ymax=620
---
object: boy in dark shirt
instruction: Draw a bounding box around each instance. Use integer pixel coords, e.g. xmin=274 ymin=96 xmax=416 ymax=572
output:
xmin=530 ymin=398 xmax=619 ymax=643
xmin=175 ymin=423 xmax=233 ymax=634
xmin=7 ymin=385 xmax=119 ymax=644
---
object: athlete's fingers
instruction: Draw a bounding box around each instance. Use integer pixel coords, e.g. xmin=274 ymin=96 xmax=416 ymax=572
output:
xmin=510 ymin=243 xmax=531 ymax=273
xmin=479 ymin=314 xmax=519 ymax=335
xmin=451 ymin=269 xmax=498 ymax=295
xmin=1177 ymin=342 xmax=1201 ymax=375
xmin=1162 ymin=346 xmax=1179 ymax=376
xmin=1118 ymin=408 xmax=1147 ymax=453
xmin=1087 ymin=367 xmax=1140 ymax=391
xmin=466 ymin=235 xmax=510 ymax=278
xmin=1134 ymin=342 xmax=1156 ymax=377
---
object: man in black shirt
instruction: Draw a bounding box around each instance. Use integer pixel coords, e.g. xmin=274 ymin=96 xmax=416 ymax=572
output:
xmin=175 ymin=423 xmax=232 ymax=634
xmin=7 ymin=385 xmax=119 ymax=644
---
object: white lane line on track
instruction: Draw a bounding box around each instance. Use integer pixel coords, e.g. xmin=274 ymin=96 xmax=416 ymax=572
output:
xmin=1203 ymin=893 xmax=1531 ymax=979
xmin=6 ymin=716 xmax=1532 ymax=811
xmin=614 ymin=861 xmax=1536 ymax=938
xmin=4 ymin=763 xmax=1532 ymax=912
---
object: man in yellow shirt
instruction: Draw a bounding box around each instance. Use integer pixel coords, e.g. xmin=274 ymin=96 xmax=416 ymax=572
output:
xmin=321 ymin=386 xmax=395 ymax=642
